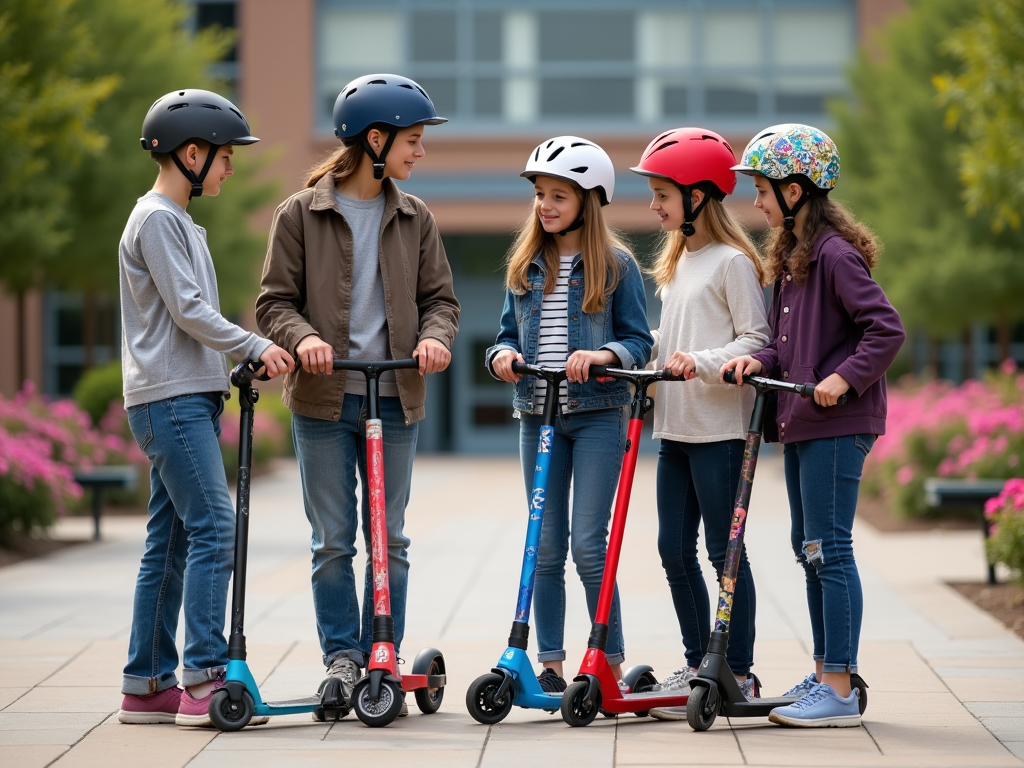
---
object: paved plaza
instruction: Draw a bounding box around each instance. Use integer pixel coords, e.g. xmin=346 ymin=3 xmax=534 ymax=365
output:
xmin=1 ymin=454 xmax=1023 ymax=767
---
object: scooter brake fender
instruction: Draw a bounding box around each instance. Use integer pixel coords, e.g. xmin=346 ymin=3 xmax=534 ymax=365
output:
xmin=490 ymin=668 xmax=516 ymax=703
xmin=367 ymin=668 xmax=385 ymax=701
xmin=225 ymin=680 xmax=246 ymax=705
xmin=572 ymin=674 xmax=600 ymax=708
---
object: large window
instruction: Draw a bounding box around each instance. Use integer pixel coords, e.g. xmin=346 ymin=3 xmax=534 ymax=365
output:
xmin=316 ymin=0 xmax=854 ymax=132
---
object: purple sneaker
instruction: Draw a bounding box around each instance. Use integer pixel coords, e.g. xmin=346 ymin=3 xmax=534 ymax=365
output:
xmin=175 ymin=676 xmax=270 ymax=728
xmin=118 ymin=687 xmax=182 ymax=724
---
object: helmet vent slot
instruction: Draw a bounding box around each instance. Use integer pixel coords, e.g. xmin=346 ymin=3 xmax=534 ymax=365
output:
xmin=652 ymin=131 xmax=672 ymax=145
xmin=167 ymin=103 xmax=188 ymax=111
xmin=201 ymin=104 xmax=223 ymax=110
xmin=570 ymin=142 xmax=594 ymax=148
xmin=368 ymin=79 xmax=387 ymax=85
xmin=650 ymin=140 xmax=678 ymax=155
xmin=534 ymin=147 xmax=541 ymax=161
xmin=398 ymin=83 xmax=414 ymax=89
xmin=690 ymin=134 xmax=718 ymax=142
xmin=345 ymin=88 xmax=358 ymax=98
xmin=570 ymin=166 xmax=588 ymax=174
xmin=229 ymin=108 xmax=245 ymax=121
xmin=546 ymin=146 xmax=565 ymax=161
xmin=415 ymin=86 xmax=428 ymax=98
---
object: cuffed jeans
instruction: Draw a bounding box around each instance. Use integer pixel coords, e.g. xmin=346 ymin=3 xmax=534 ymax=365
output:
xmin=519 ymin=407 xmax=627 ymax=666
xmin=783 ymin=434 xmax=875 ymax=674
xmin=123 ymin=393 xmax=234 ymax=694
xmin=292 ymin=395 xmax=417 ymax=667
xmin=656 ymin=438 xmax=755 ymax=676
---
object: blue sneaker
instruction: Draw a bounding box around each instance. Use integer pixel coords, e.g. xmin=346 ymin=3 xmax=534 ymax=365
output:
xmin=768 ymin=683 xmax=861 ymax=727
xmin=781 ymin=672 xmax=819 ymax=698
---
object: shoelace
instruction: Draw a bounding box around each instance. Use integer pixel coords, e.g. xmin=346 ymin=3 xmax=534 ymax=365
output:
xmin=790 ymin=684 xmax=831 ymax=710
xmin=660 ymin=667 xmax=693 ymax=687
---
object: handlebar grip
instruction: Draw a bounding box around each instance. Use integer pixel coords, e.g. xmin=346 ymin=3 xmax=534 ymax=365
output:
xmin=660 ymin=369 xmax=684 ymax=381
xmin=723 ymin=368 xmax=740 ymax=385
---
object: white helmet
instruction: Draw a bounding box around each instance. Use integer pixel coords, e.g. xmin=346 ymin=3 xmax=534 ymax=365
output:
xmin=521 ymin=136 xmax=616 ymax=205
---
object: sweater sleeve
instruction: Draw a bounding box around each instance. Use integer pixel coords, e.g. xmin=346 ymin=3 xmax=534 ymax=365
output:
xmin=139 ymin=211 xmax=270 ymax=361
xmin=828 ymin=249 xmax=906 ymax=396
xmin=691 ymin=255 xmax=770 ymax=384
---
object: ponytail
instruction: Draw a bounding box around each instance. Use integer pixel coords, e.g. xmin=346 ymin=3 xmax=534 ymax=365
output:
xmin=305 ymin=138 xmax=364 ymax=188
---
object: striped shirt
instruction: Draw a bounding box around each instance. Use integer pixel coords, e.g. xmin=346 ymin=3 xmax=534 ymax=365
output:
xmin=533 ymin=253 xmax=574 ymax=413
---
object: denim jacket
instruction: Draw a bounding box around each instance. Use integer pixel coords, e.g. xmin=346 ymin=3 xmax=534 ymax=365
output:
xmin=485 ymin=249 xmax=653 ymax=414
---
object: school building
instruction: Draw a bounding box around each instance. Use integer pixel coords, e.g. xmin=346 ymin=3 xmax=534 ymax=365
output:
xmin=3 ymin=0 xmax=943 ymax=452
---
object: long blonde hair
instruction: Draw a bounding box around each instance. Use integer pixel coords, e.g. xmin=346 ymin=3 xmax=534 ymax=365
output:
xmin=649 ymin=197 xmax=765 ymax=289
xmin=764 ymin=194 xmax=879 ymax=284
xmin=505 ymin=186 xmax=631 ymax=314
xmin=305 ymin=137 xmax=365 ymax=188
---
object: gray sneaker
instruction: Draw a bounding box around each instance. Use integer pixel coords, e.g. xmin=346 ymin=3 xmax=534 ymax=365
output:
xmin=318 ymin=656 xmax=361 ymax=710
xmin=652 ymin=666 xmax=697 ymax=693
xmin=399 ymin=694 xmax=409 ymax=717
xmin=738 ymin=675 xmax=759 ymax=701
xmin=782 ymin=672 xmax=819 ymax=698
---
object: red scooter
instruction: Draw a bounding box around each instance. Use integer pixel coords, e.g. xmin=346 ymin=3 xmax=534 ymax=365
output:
xmin=560 ymin=366 xmax=684 ymax=726
xmin=330 ymin=358 xmax=446 ymax=727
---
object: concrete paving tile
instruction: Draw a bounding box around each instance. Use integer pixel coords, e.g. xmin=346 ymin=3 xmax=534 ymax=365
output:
xmin=0 ymin=745 xmax=68 ymax=767
xmin=980 ymin=717 xmax=1024 ymax=741
xmin=47 ymin=719 xmax=215 ymax=768
xmin=0 ymin=712 xmax=106 ymax=733
xmin=946 ymin=677 xmax=1024 ymax=702
xmin=192 ymin=748 xmax=481 ymax=767
xmin=866 ymin=690 xmax=972 ymax=716
xmin=482 ymin=735 xmax=613 ymax=768
xmin=734 ymin=725 xmax=883 ymax=766
xmin=930 ymin=657 xmax=1024 ymax=669
xmin=867 ymin=722 xmax=1018 ymax=760
xmin=615 ymin=722 xmax=743 ymax=765
xmin=0 ymin=640 xmax=88 ymax=657
xmin=968 ymin=702 xmax=1024 ymax=718
xmin=43 ymin=641 xmax=125 ymax=688
xmin=0 ymin=688 xmax=29 ymax=710
xmin=0 ymin=659 xmax=71 ymax=687
xmin=6 ymin=686 xmax=121 ymax=713
xmin=937 ymin=666 xmax=1024 ymax=678
xmin=1005 ymin=741 xmax=1024 ymax=759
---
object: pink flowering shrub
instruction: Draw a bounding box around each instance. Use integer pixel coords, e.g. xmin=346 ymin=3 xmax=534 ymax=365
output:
xmin=0 ymin=381 xmax=146 ymax=540
xmin=866 ymin=360 xmax=1024 ymax=517
xmin=218 ymin=393 xmax=291 ymax=479
xmin=984 ymin=478 xmax=1024 ymax=585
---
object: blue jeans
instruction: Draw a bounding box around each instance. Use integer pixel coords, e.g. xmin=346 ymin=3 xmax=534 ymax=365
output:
xmin=519 ymin=407 xmax=627 ymax=666
xmin=656 ymin=439 xmax=755 ymax=676
xmin=123 ymin=393 xmax=235 ymax=694
xmin=783 ymin=434 xmax=875 ymax=674
xmin=292 ymin=396 xmax=417 ymax=667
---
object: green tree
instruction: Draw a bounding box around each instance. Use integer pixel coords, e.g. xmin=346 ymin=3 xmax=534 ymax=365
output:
xmin=55 ymin=0 xmax=278 ymax=316
xmin=832 ymin=0 xmax=1024 ymax=341
xmin=937 ymin=0 xmax=1024 ymax=231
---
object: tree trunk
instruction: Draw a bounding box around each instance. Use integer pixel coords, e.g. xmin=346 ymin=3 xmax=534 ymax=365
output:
xmin=996 ymin=313 xmax=1011 ymax=363
xmin=962 ymin=327 xmax=973 ymax=382
xmin=16 ymin=290 xmax=26 ymax=391
xmin=926 ymin=336 xmax=940 ymax=379
xmin=83 ymin=290 xmax=95 ymax=370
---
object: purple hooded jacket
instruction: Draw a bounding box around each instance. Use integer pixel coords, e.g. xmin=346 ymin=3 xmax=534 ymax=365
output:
xmin=751 ymin=229 xmax=905 ymax=444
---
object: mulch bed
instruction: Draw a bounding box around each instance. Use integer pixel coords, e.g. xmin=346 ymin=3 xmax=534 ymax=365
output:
xmin=949 ymin=581 xmax=1024 ymax=641
xmin=856 ymin=492 xmax=979 ymax=533
xmin=0 ymin=534 xmax=86 ymax=569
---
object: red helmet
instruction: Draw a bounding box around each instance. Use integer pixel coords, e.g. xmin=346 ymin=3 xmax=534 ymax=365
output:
xmin=631 ymin=127 xmax=738 ymax=197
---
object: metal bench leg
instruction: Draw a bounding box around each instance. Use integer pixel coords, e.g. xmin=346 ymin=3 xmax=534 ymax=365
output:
xmin=92 ymin=487 xmax=104 ymax=542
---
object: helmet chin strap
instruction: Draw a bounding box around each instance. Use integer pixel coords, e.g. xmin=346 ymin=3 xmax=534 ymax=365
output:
xmin=678 ymin=182 xmax=723 ymax=237
xmin=170 ymin=146 xmax=219 ymax=199
xmin=362 ymin=128 xmax=398 ymax=180
xmin=769 ymin=179 xmax=810 ymax=232
xmin=557 ymin=213 xmax=585 ymax=237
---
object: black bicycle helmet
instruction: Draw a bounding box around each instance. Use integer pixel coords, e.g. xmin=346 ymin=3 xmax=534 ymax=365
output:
xmin=141 ymin=89 xmax=259 ymax=198
xmin=332 ymin=74 xmax=448 ymax=179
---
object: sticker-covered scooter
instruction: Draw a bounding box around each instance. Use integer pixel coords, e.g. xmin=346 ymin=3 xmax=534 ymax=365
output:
xmin=685 ymin=370 xmax=867 ymax=731
xmin=559 ymin=365 xmax=684 ymax=726
xmin=466 ymin=361 xmax=570 ymax=723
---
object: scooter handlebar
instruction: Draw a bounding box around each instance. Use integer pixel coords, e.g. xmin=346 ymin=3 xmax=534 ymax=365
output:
xmin=589 ymin=365 xmax=684 ymax=383
xmin=723 ymin=369 xmax=847 ymax=404
xmin=332 ymin=358 xmax=419 ymax=373
xmin=230 ymin=360 xmax=271 ymax=388
xmin=510 ymin=360 xmax=569 ymax=382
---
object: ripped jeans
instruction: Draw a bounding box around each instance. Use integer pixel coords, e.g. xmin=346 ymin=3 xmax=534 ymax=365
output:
xmin=783 ymin=434 xmax=875 ymax=675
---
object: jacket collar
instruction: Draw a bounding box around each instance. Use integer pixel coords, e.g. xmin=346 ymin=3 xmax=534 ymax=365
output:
xmin=804 ymin=227 xmax=841 ymax=264
xmin=309 ymin=173 xmax=417 ymax=218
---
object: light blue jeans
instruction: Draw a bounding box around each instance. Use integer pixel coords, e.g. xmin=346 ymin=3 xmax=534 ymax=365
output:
xmin=783 ymin=434 xmax=875 ymax=674
xmin=123 ymin=393 xmax=234 ymax=694
xmin=292 ymin=395 xmax=417 ymax=667
xmin=519 ymin=407 xmax=627 ymax=666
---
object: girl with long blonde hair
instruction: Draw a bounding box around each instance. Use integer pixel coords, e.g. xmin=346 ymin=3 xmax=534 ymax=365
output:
xmin=630 ymin=128 xmax=770 ymax=719
xmin=485 ymin=136 xmax=653 ymax=692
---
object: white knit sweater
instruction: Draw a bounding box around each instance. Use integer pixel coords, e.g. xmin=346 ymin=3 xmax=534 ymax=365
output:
xmin=651 ymin=242 xmax=770 ymax=443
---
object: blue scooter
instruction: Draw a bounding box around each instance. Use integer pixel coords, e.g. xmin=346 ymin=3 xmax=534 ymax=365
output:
xmin=209 ymin=361 xmax=322 ymax=730
xmin=465 ymin=361 xmax=569 ymax=723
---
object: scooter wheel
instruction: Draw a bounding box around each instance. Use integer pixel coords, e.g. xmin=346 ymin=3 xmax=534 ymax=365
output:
xmin=352 ymin=678 xmax=403 ymax=727
xmin=413 ymin=652 xmax=445 ymax=714
xmin=466 ymin=673 xmax=513 ymax=725
xmin=561 ymin=681 xmax=599 ymax=727
xmin=851 ymin=673 xmax=869 ymax=715
xmin=625 ymin=670 xmax=658 ymax=718
xmin=686 ymin=685 xmax=719 ymax=732
xmin=209 ymin=688 xmax=254 ymax=732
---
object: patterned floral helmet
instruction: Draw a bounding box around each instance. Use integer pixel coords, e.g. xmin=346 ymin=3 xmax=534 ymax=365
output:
xmin=732 ymin=123 xmax=840 ymax=191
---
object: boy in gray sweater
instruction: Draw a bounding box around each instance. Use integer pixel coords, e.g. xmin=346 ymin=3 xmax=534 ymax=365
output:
xmin=116 ymin=90 xmax=292 ymax=728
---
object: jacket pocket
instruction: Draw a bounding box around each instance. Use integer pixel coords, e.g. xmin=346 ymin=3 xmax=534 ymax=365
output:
xmin=126 ymin=403 xmax=154 ymax=453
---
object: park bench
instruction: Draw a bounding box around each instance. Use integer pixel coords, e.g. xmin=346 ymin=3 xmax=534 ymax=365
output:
xmin=923 ymin=477 xmax=1006 ymax=585
xmin=72 ymin=465 xmax=139 ymax=541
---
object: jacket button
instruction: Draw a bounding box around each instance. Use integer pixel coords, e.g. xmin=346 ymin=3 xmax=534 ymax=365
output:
xmin=571 ymin=315 xmax=579 ymax=321
xmin=570 ymin=401 xmax=579 ymax=407
xmin=783 ymin=306 xmax=789 ymax=313
xmin=786 ymin=274 xmax=792 ymax=281
xmin=783 ymin=371 xmax=789 ymax=379
xmin=780 ymin=430 xmax=785 ymax=438
xmin=781 ymin=335 xmax=788 ymax=343
xmin=781 ymin=422 xmax=786 ymax=428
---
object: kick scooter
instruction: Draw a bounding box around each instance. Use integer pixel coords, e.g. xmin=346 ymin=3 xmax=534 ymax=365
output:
xmin=466 ymin=361 xmax=570 ymax=724
xmin=560 ymin=365 xmax=685 ymax=727
xmin=685 ymin=370 xmax=867 ymax=731
xmin=210 ymin=361 xmax=323 ymax=731
xmin=330 ymin=357 xmax=446 ymax=727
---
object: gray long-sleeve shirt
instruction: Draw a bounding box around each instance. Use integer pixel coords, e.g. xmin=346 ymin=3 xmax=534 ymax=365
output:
xmin=118 ymin=192 xmax=271 ymax=408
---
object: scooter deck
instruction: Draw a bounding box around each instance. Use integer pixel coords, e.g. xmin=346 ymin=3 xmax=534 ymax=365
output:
xmin=600 ymin=691 xmax=688 ymax=713
xmin=719 ymin=695 xmax=797 ymax=718
xmin=261 ymin=695 xmax=322 ymax=708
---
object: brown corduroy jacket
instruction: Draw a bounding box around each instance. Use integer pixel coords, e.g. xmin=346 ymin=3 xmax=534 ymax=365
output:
xmin=255 ymin=173 xmax=460 ymax=424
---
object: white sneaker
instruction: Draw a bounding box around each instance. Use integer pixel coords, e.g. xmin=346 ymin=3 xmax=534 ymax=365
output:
xmin=652 ymin=666 xmax=697 ymax=693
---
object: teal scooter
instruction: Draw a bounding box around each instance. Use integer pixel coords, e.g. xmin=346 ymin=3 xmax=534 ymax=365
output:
xmin=209 ymin=361 xmax=322 ymax=730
